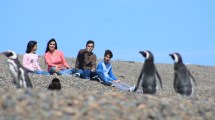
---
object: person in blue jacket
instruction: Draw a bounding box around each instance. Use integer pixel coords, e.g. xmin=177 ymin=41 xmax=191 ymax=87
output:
xmin=96 ymin=50 xmax=141 ymax=92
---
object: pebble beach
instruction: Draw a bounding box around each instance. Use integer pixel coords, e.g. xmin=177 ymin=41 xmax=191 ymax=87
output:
xmin=0 ymin=54 xmax=215 ymax=120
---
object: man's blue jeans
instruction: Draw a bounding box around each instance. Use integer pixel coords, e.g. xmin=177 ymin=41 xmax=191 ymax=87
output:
xmin=76 ymin=69 xmax=97 ymax=79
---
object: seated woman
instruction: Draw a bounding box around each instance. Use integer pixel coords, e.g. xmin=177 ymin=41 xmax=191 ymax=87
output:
xmin=96 ymin=50 xmax=142 ymax=92
xmin=23 ymin=40 xmax=50 ymax=75
xmin=44 ymin=38 xmax=77 ymax=75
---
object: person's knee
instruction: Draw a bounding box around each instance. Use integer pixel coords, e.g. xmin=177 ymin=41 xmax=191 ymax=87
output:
xmin=62 ymin=69 xmax=72 ymax=75
xmin=75 ymin=69 xmax=85 ymax=78
xmin=49 ymin=66 xmax=56 ymax=74
xmin=95 ymin=69 xmax=102 ymax=74
xmin=36 ymin=70 xmax=43 ymax=74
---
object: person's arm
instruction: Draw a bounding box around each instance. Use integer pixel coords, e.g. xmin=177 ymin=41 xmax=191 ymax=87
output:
xmin=96 ymin=62 xmax=114 ymax=85
xmin=91 ymin=54 xmax=97 ymax=71
xmin=75 ymin=50 xmax=81 ymax=69
xmin=75 ymin=49 xmax=87 ymax=69
xmin=44 ymin=53 xmax=57 ymax=67
xmin=108 ymin=66 xmax=117 ymax=80
xmin=35 ymin=54 xmax=42 ymax=70
xmin=22 ymin=54 xmax=34 ymax=71
xmin=59 ymin=51 xmax=69 ymax=68
xmin=96 ymin=62 xmax=102 ymax=70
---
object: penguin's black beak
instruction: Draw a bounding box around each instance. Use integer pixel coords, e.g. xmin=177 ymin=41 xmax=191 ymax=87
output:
xmin=1 ymin=51 xmax=12 ymax=57
xmin=169 ymin=54 xmax=175 ymax=60
xmin=139 ymin=51 xmax=146 ymax=57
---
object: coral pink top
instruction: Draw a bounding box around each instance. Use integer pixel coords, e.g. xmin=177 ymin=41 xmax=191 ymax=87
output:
xmin=44 ymin=50 xmax=69 ymax=71
xmin=23 ymin=53 xmax=42 ymax=71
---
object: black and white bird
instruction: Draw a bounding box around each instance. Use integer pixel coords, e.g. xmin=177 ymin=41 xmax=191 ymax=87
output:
xmin=48 ymin=78 xmax=61 ymax=90
xmin=169 ymin=52 xmax=197 ymax=96
xmin=134 ymin=50 xmax=163 ymax=94
xmin=1 ymin=50 xmax=33 ymax=89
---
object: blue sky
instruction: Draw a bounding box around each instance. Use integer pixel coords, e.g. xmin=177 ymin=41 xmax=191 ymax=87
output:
xmin=0 ymin=0 xmax=214 ymax=66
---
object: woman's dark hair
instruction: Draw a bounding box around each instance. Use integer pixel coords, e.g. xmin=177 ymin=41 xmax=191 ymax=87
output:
xmin=86 ymin=40 xmax=94 ymax=47
xmin=104 ymin=50 xmax=113 ymax=58
xmin=45 ymin=38 xmax=58 ymax=53
xmin=26 ymin=41 xmax=37 ymax=53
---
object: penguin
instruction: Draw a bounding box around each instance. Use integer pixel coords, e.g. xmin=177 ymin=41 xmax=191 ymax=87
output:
xmin=1 ymin=50 xmax=33 ymax=89
xmin=169 ymin=52 xmax=197 ymax=96
xmin=48 ymin=78 xmax=61 ymax=90
xmin=133 ymin=50 xmax=163 ymax=94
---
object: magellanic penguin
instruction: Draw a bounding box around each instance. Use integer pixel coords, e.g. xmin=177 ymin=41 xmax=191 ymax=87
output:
xmin=48 ymin=78 xmax=61 ymax=90
xmin=133 ymin=50 xmax=163 ymax=94
xmin=1 ymin=50 xmax=33 ymax=89
xmin=169 ymin=52 xmax=197 ymax=96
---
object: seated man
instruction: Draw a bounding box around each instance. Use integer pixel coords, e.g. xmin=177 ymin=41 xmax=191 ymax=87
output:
xmin=96 ymin=50 xmax=141 ymax=92
xmin=75 ymin=40 xmax=97 ymax=79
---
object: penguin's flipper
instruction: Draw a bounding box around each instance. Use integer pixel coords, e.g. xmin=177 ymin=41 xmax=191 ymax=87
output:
xmin=25 ymin=77 xmax=33 ymax=88
xmin=12 ymin=79 xmax=17 ymax=84
xmin=134 ymin=68 xmax=144 ymax=92
xmin=189 ymin=70 xmax=197 ymax=87
xmin=19 ymin=68 xmax=33 ymax=88
xmin=155 ymin=70 xmax=163 ymax=89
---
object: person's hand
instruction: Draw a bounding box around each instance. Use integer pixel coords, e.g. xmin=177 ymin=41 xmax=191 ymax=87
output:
xmin=113 ymin=79 xmax=121 ymax=83
xmin=91 ymin=68 xmax=95 ymax=72
xmin=55 ymin=66 xmax=60 ymax=72
xmin=67 ymin=66 xmax=73 ymax=69
xmin=82 ymin=49 xmax=88 ymax=54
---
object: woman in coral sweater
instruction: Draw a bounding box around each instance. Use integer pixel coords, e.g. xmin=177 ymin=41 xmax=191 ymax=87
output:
xmin=44 ymin=38 xmax=76 ymax=75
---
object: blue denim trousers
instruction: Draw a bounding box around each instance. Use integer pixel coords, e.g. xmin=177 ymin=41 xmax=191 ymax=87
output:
xmin=28 ymin=70 xmax=50 ymax=75
xmin=34 ymin=70 xmax=50 ymax=75
xmin=76 ymin=69 xmax=97 ymax=79
xmin=49 ymin=67 xmax=76 ymax=75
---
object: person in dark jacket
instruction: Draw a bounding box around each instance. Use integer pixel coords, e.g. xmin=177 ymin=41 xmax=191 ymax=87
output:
xmin=75 ymin=40 xmax=97 ymax=79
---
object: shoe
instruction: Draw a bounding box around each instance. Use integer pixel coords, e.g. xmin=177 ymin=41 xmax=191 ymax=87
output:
xmin=72 ymin=73 xmax=80 ymax=77
xmin=91 ymin=75 xmax=98 ymax=79
xmin=128 ymin=85 xmax=136 ymax=92
xmin=97 ymin=77 xmax=102 ymax=83
xmin=91 ymin=75 xmax=101 ymax=82
xmin=53 ymin=73 xmax=58 ymax=76
xmin=140 ymin=90 xmax=144 ymax=93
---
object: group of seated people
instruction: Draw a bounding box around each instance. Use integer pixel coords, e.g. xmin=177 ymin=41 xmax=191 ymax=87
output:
xmin=22 ymin=38 xmax=141 ymax=92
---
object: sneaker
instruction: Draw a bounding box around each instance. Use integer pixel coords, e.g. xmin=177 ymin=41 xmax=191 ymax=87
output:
xmin=72 ymin=73 xmax=80 ymax=77
xmin=53 ymin=73 xmax=58 ymax=76
xmin=91 ymin=75 xmax=101 ymax=82
xmin=128 ymin=85 xmax=136 ymax=92
xmin=91 ymin=75 xmax=98 ymax=79
xmin=97 ymin=77 xmax=102 ymax=83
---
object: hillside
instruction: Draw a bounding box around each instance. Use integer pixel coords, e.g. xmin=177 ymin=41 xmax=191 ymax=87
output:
xmin=0 ymin=54 xmax=215 ymax=120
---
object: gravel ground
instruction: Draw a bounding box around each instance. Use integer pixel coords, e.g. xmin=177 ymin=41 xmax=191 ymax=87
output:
xmin=0 ymin=54 xmax=215 ymax=120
